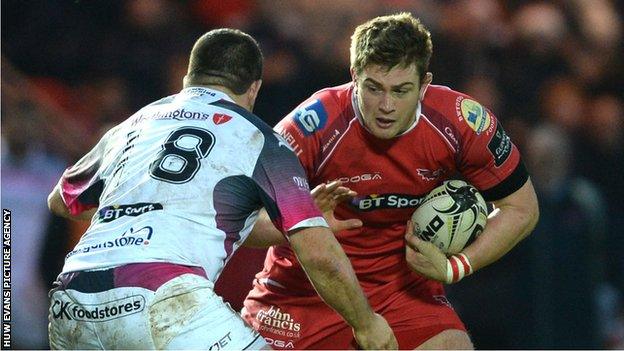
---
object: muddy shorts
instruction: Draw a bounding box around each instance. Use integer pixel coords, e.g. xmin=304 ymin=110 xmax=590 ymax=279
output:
xmin=48 ymin=263 xmax=266 ymax=350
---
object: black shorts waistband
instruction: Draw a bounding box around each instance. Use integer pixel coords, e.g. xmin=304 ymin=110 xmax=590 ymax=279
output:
xmin=54 ymin=263 xmax=208 ymax=294
xmin=59 ymin=268 xmax=115 ymax=294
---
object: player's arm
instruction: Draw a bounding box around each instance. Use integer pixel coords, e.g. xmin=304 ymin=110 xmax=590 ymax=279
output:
xmin=247 ymin=199 xmax=398 ymax=348
xmin=289 ymin=225 xmax=397 ymax=349
xmin=250 ymin=129 xmax=396 ymax=349
xmin=243 ymin=208 xmax=286 ymax=247
xmin=406 ymin=171 xmax=539 ymax=282
xmin=456 ymin=111 xmax=540 ymax=272
xmin=405 ymin=94 xmax=539 ymax=283
xmin=406 ymin=177 xmax=538 ymax=282
xmin=47 ymin=130 xmax=112 ymax=222
xmin=463 ymin=177 xmax=538 ymax=270
xmin=244 ymin=181 xmax=361 ymax=248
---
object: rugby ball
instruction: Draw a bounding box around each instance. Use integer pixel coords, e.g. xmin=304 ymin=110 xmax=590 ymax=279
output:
xmin=411 ymin=180 xmax=488 ymax=254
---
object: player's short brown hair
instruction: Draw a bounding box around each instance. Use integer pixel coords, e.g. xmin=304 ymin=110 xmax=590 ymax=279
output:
xmin=350 ymin=13 xmax=433 ymax=80
xmin=186 ymin=28 xmax=263 ymax=94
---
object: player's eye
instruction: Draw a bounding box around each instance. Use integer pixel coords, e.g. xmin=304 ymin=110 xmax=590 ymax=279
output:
xmin=366 ymin=85 xmax=381 ymax=94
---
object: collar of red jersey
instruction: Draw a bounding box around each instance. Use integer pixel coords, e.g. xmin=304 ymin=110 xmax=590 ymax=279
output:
xmin=178 ymin=86 xmax=235 ymax=104
xmin=351 ymin=89 xmax=422 ymax=137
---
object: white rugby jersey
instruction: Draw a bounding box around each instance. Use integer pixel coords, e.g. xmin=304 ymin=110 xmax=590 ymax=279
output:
xmin=60 ymin=87 xmax=327 ymax=282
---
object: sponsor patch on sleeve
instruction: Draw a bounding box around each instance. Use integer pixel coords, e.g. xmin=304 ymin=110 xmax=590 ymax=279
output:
xmin=456 ymin=97 xmax=491 ymax=135
xmin=487 ymin=123 xmax=512 ymax=167
xmin=292 ymin=99 xmax=327 ymax=135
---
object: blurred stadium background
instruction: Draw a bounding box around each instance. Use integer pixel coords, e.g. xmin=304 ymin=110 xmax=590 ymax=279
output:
xmin=2 ymin=0 xmax=623 ymax=349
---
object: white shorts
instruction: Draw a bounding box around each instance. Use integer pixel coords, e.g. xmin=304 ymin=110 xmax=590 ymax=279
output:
xmin=48 ymin=272 xmax=266 ymax=350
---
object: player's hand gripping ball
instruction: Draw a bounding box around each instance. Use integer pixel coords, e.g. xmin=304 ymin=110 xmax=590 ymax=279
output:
xmin=411 ymin=180 xmax=488 ymax=254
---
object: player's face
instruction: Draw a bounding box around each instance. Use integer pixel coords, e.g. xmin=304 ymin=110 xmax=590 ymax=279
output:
xmin=353 ymin=64 xmax=430 ymax=139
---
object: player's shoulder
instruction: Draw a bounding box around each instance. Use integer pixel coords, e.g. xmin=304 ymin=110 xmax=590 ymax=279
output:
xmin=422 ymin=84 xmax=494 ymax=136
xmin=310 ymin=82 xmax=353 ymax=106
xmin=211 ymin=100 xmax=293 ymax=157
xmin=422 ymin=84 xmax=471 ymax=116
xmin=280 ymin=83 xmax=354 ymax=136
xmin=211 ymin=99 xmax=275 ymax=136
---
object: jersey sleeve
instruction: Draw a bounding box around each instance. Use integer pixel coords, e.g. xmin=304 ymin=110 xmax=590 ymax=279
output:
xmin=251 ymin=131 xmax=328 ymax=236
xmin=454 ymin=95 xmax=529 ymax=201
xmin=59 ymin=128 xmax=117 ymax=215
xmin=274 ymin=95 xmax=328 ymax=180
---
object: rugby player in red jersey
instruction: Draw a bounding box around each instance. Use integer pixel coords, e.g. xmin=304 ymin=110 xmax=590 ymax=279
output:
xmin=242 ymin=13 xmax=539 ymax=349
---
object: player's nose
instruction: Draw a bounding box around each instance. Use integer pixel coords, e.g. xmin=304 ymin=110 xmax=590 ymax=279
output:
xmin=379 ymin=93 xmax=395 ymax=114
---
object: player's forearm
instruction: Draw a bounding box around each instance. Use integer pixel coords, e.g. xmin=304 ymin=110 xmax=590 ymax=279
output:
xmin=464 ymin=206 xmax=535 ymax=270
xmin=300 ymin=250 xmax=375 ymax=330
xmin=463 ymin=179 xmax=539 ymax=271
xmin=244 ymin=208 xmax=287 ymax=248
xmin=290 ymin=229 xmax=374 ymax=330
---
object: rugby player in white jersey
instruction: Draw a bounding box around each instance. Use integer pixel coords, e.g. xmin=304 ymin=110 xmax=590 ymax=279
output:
xmin=46 ymin=28 xmax=397 ymax=350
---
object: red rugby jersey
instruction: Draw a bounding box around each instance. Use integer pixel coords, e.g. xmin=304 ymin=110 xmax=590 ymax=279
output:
xmin=259 ymin=83 xmax=528 ymax=300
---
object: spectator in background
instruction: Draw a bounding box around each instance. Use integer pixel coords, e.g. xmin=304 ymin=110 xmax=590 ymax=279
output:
xmin=575 ymin=94 xmax=624 ymax=291
xmin=524 ymin=123 xmax=609 ymax=348
xmin=566 ymin=0 xmax=624 ymax=93
xmin=498 ymin=2 xmax=570 ymax=121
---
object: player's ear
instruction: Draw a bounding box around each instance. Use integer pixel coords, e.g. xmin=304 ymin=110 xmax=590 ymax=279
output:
xmin=419 ymin=72 xmax=433 ymax=101
xmin=248 ymin=79 xmax=262 ymax=100
xmin=250 ymin=79 xmax=262 ymax=96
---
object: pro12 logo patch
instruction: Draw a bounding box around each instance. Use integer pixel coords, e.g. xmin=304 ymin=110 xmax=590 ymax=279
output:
xmin=456 ymin=97 xmax=491 ymax=135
